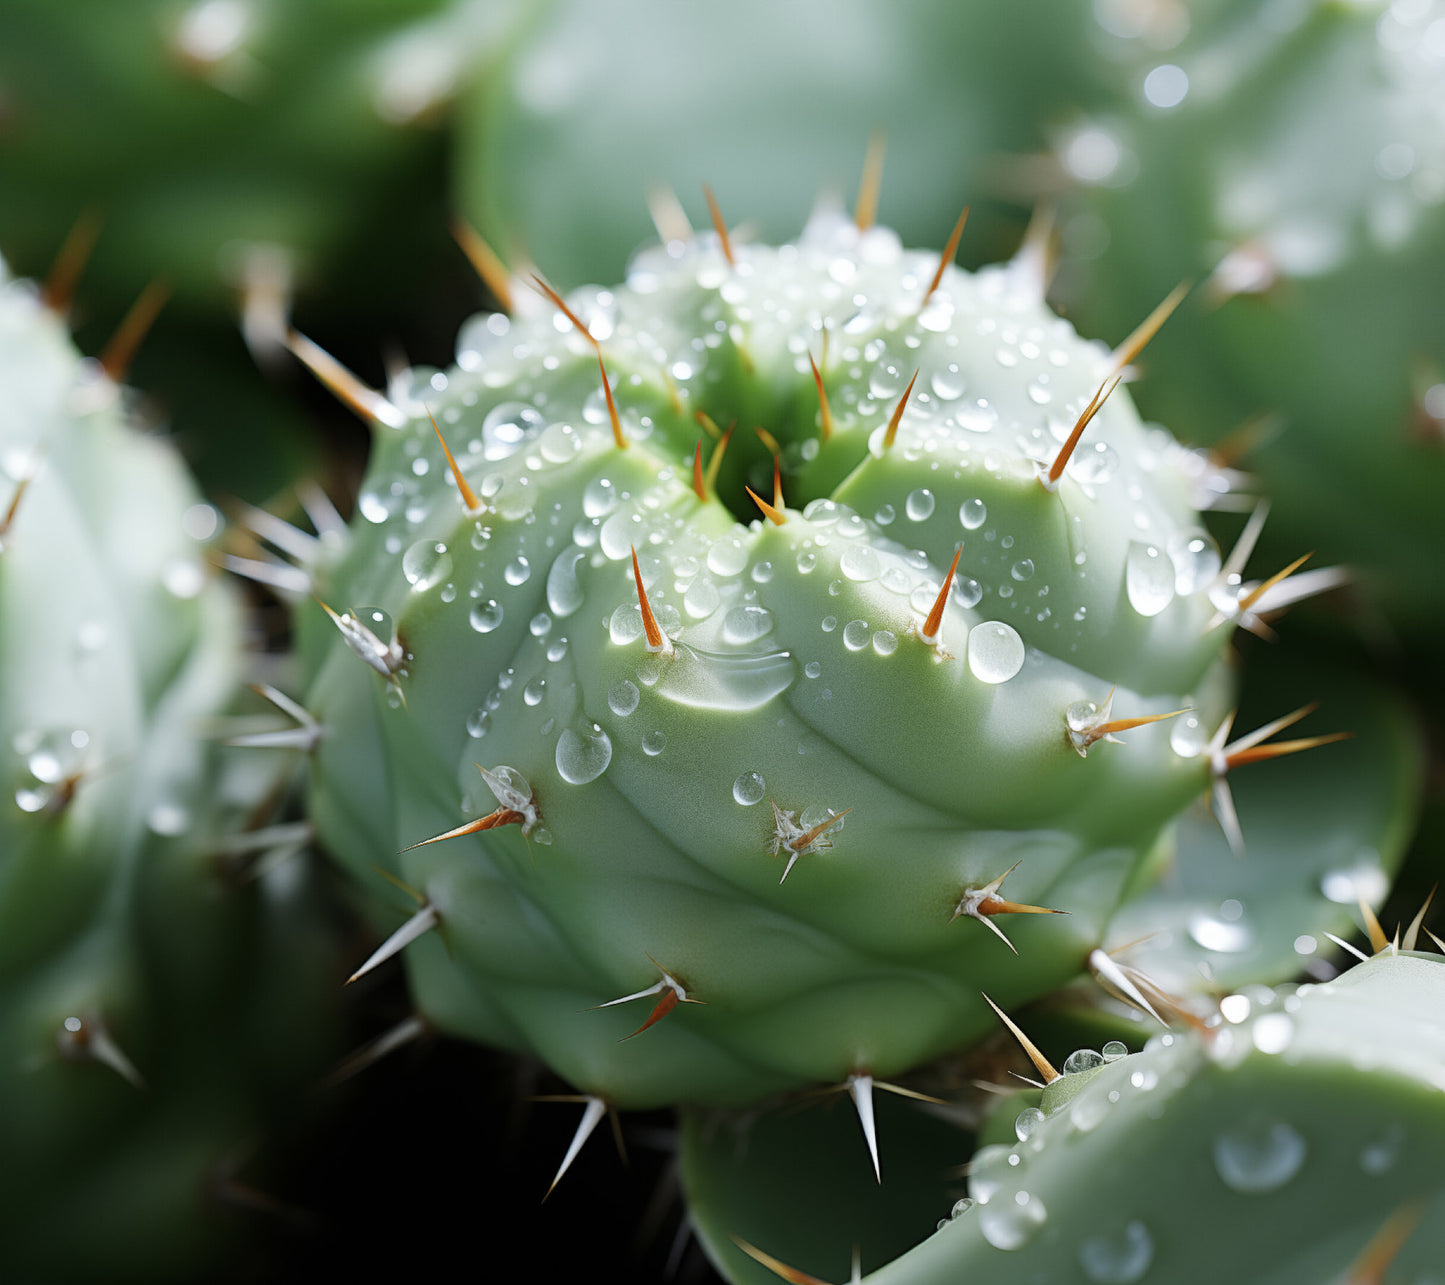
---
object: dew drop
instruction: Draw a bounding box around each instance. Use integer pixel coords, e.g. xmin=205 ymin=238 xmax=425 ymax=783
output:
xmin=722 ymin=604 xmax=775 ymax=644
xmin=148 ymin=802 xmax=189 ymax=836
xmin=402 ymin=540 xmax=451 ymax=591
xmin=1188 ymin=913 xmax=1252 ymax=953
xmin=1126 ymin=542 xmax=1175 ymax=617
xmin=1079 ymin=1220 xmax=1154 ymax=1283
xmin=466 ymin=708 xmax=491 ymax=738
xmin=1168 ymin=530 xmax=1221 ymax=596
xmin=804 ymin=661 xmax=821 ymax=678
xmin=1213 ymin=1121 xmax=1306 ymax=1193
xmin=685 ymin=579 xmax=721 ymax=619
xmin=582 ymin=476 xmax=618 ymax=518
xmin=732 ymin=771 xmax=766 ymax=806
xmin=1063 ymin=1048 xmax=1106 ymax=1074
xmin=555 ymin=724 xmax=613 ymax=784
xmin=642 ymin=730 xmax=667 ymax=756
xmin=839 ymin=545 xmax=881 ymax=582
xmin=608 ymin=680 xmax=640 ymax=717
xmin=967 ymin=621 xmax=1024 ymax=683
xmin=978 ymin=1192 xmax=1047 ymax=1251
xmin=469 ymin=599 xmax=504 ymax=633
xmin=842 ymin=619 xmax=870 ymax=650
xmin=504 ymin=554 xmax=532 ymax=586
xmin=523 ymin=678 xmax=546 ymax=706
xmin=546 ymin=548 xmax=587 ymax=617
xmin=482 ymin=401 xmax=544 ymax=460
xmin=872 ymin=630 xmax=897 ymax=656
xmin=905 ymin=489 xmax=935 ymax=521
xmin=707 ymin=536 xmax=748 ymax=577
xmin=1014 ymin=1107 xmax=1046 ymax=1141
xmin=1011 ymin=558 xmax=1035 ymax=582
xmin=959 ymin=498 xmax=987 ymax=530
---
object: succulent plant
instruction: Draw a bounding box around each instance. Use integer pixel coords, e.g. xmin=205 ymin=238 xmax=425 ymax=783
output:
xmin=276 ymin=191 xmax=1416 ymax=1189
xmin=1050 ymin=0 xmax=1445 ymax=635
xmin=0 ymin=258 xmax=339 ymax=1282
xmin=679 ymin=943 xmax=1445 ymax=1284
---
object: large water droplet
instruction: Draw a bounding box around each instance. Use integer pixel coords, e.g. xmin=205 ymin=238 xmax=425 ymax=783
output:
xmin=1063 ymin=1048 xmax=1106 ymax=1074
xmin=1169 ymin=530 xmax=1221 ymax=595
xmin=959 ymin=498 xmax=987 ymax=530
xmin=608 ymin=680 xmax=639 ymax=717
xmin=1188 ymin=912 xmax=1252 ymax=953
xmin=707 ymin=536 xmax=749 ymax=577
xmin=482 ymin=401 xmax=544 ymax=460
xmin=733 ymin=771 xmax=766 ymax=805
xmin=968 ymin=621 xmax=1024 ymax=683
xmin=583 ymin=475 xmax=618 ymax=518
xmin=906 ymin=489 xmax=935 ymax=521
xmin=555 ymin=724 xmax=613 ymax=784
xmin=839 ymin=546 xmax=881 ymax=582
xmin=504 ymin=554 xmax=532 ymax=586
xmin=546 ymin=548 xmax=587 ymax=617
xmin=470 ymin=599 xmax=504 ymax=633
xmin=1213 ymin=1121 xmax=1306 ymax=1193
xmin=1126 ymin=542 xmax=1175 ymax=617
xmin=722 ymin=604 xmax=775 ymax=645
xmin=642 ymin=730 xmax=667 ymax=756
xmin=842 ymin=619 xmax=870 ymax=650
xmin=1014 ymin=1107 xmax=1046 ymax=1141
xmin=1079 ymin=1220 xmax=1154 ymax=1283
xmin=978 ymin=1191 xmax=1047 ymax=1250
xmin=402 ymin=539 xmax=451 ymax=591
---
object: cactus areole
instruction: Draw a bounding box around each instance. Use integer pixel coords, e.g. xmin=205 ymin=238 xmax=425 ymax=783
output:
xmin=304 ymin=207 xmax=1308 ymax=1110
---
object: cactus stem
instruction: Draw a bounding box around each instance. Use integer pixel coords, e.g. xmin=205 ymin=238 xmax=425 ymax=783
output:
xmin=731 ymin=1235 xmax=833 ymax=1285
xmin=702 ymin=184 xmax=735 ymax=267
xmin=695 ymin=409 xmax=722 ymax=440
xmin=920 ymin=545 xmax=962 ymax=646
xmin=597 ymin=353 xmax=628 ymax=450
xmin=450 ymin=217 xmax=514 ymax=314
xmin=321 ymin=1014 xmax=429 ymax=1089
xmin=882 ymin=369 xmax=919 ymax=449
xmin=630 ymin=547 xmax=673 ymax=655
xmin=646 ymin=182 xmax=692 ymax=245
xmin=42 ymin=209 xmax=103 ymax=314
xmin=545 ymin=1096 xmax=609 ymax=1198
xmin=100 ymin=279 xmax=170 ymax=382
xmin=705 ymin=423 xmax=735 ymax=493
xmin=1087 ymin=948 xmax=1167 ymax=1026
xmin=1109 ymin=280 xmax=1189 ymax=379
xmin=1043 ymin=373 xmax=1121 ymax=489
xmin=951 ymin=859 xmax=1065 ymax=951
xmin=426 ymin=405 xmax=483 ymax=512
xmin=1 ymin=473 xmax=32 ymax=539
xmin=982 ymin=993 xmax=1060 ymax=1085
xmin=284 ymin=328 xmax=405 ymax=427
xmin=854 ymin=131 xmax=886 ymax=232
xmin=216 ymin=552 xmax=311 ymax=598
xmin=808 ymin=353 xmax=835 ymax=441
xmin=1345 ymin=1201 xmax=1427 ymax=1285
xmin=922 ymin=206 xmax=970 ymax=308
xmin=746 ymin=485 xmax=787 ymax=527
xmin=528 ymin=273 xmax=599 ymax=350
xmin=1402 ymin=885 xmax=1437 ymax=951
xmin=692 ymin=440 xmax=707 ymax=501
xmin=346 ymin=902 xmax=438 ymax=984
xmin=57 ymin=1014 xmax=145 ymax=1088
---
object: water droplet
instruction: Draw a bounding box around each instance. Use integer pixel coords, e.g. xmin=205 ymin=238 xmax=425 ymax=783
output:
xmin=839 ymin=545 xmax=881 ymax=582
xmin=642 ymin=730 xmax=667 ymax=756
xmin=466 ymin=708 xmax=491 ymax=738
xmin=556 ymin=724 xmax=613 ymax=784
xmin=1014 ymin=1107 xmax=1046 ymax=1141
xmin=684 ymin=579 xmax=721 ymax=619
xmin=402 ymin=540 xmax=451 ymax=591
xmin=1079 ymin=1220 xmax=1154 ymax=1283
xmin=1320 ymin=860 xmax=1389 ymax=906
xmin=821 ymin=616 xmax=837 ymax=632
xmin=1126 ymin=542 xmax=1175 ymax=617
xmin=959 ymin=498 xmax=987 ymax=530
xmin=1063 ymin=1048 xmax=1106 ymax=1074
xmin=1168 ymin=530 xmax=1221 ymax=596
xmin=504 ymin=554 xmax=532 ymax=586
xmin=751 ymin=560 xmax=774 ymax=584
xmin=1011 ymin=558 xmax=1035 ymax=582
xmin=1102 ymin=1041 xmax=1128 ymax=1061
xmin=583 ymin=475 xmax=618 ymax=518
xmin=608 ymin=680 xmax=639 ymax=716
xmin=804 ymin=661 xmax=821 ymax=679
xmin=1213 ymin=1121 xmax=1306 ymax=1193
xmin=609 ymin=603 xmax=644 ymax=645
xmin=546 ymin=548 xmax=586 ymax=617
xmin=707 ymin=536 xmax=748 ymax=577
xmin=905 ymin=489 xmax=935 ymax=521
xmin=968 ymin=621 xmax=1024 ymax=683
xmin=875 ymin=504 xmax=896 ymax=526
xmin=539 ymin=421 xmax=583 ymax=463
xmin=932 ymin=366 xmax=965 ymax=400
xmin=733 ymin=771 xmax=766 ymax=806
xmin=843 ymin=619 xmax=870 ymax=650
xmin=482 ymin=401 xmax=544 ymax=460
xmin=148 ymin=801 xmax=189 ymax=836
xmin=979 ymin=1191 xmax=1047 ymax=1250
xmin=1252 ymin=1013 xmax=1293 ymax=1055
xmin=470 ymin=599 xmax=503 ymax=633
xmin=872 ymin=630 xmax=897 ymax=656
xmin=523 ymin=678 xmax=546 ymax=706
xmin=722 ymin=604 xmax=775 ymax=645
xmin=796 ymin=550 xmax=817 ymax=574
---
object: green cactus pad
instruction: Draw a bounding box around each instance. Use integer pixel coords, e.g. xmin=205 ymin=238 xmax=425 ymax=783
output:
xmin=296 ymin=207 xmax=1343 ymax=1111
xmin=680 ymin=950 xmax=1445 ymax=1285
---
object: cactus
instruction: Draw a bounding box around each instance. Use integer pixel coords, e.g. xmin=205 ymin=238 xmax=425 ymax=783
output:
xmin=0 ymin=258 xmax=339 ymax=1282
xmin=280 ymin=192 xmax=1416 ymax=1155
xmin=679 ymin=944 xmax=1445 ymax=1284
xmin=1051 ymin=0 xmax=1445 ymax=634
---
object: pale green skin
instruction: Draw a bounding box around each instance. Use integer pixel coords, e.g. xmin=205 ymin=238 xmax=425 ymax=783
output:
xmin=306 ymin=213 xmax=1239 ymax=1109
xmin=681 ymin=950 xmax=1445 ymax=1285
xmin=0 ymin=267 xmax=337 ymax=1282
